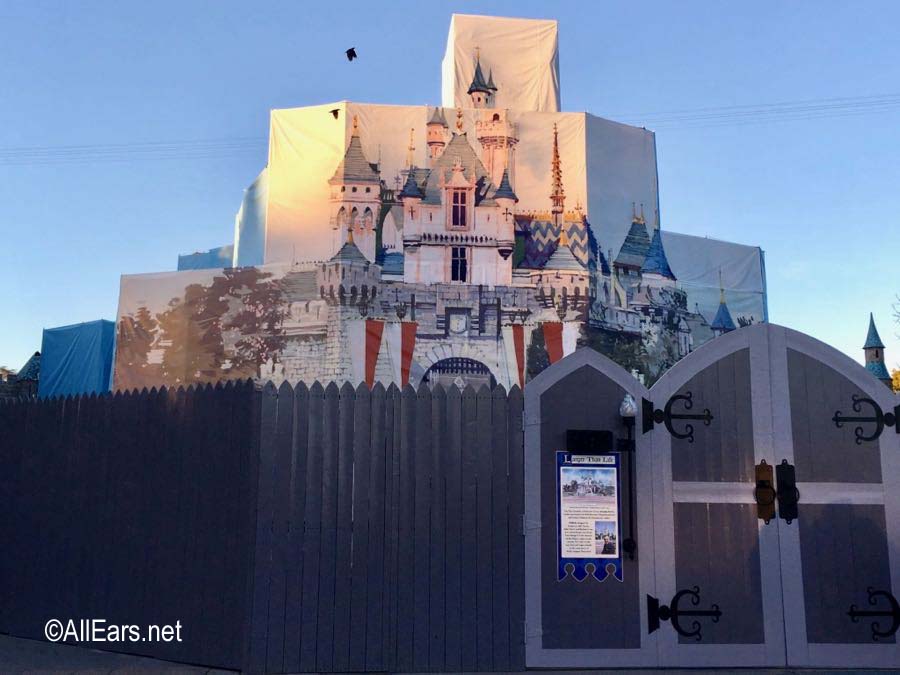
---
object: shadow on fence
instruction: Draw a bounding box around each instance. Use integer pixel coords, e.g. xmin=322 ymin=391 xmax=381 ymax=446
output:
xmin=0 ymin=379 xmax=526 ymax=673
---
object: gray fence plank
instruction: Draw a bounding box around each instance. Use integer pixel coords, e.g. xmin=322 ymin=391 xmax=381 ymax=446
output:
xmin=248 ymin=383 xmax=278 ymax=672
xmin=413 ymin=385 xmax=432 ymax=670
xmin=266 ymin=381 xmax=295 ymax=674
xmin=299 ymin=382 xmax=325 ymax=672
xmin=475 ymin=385 xmax=494 ymax=671
xmin=283 ymin=381 xmax=308 ymax=673
xmin=349 ymin=383 xmax=372 ymax=672
xmin=429 ymin=385 xmax=447 ymax=671
xmin=443 ymin=385 xmax=463 ymax=672
xmin=396 ymin=384 xmax=417 ymax=671
xmin=507 ymin=385 xmax=526 ymax=669
xmin=459 ymin=385 xmax=479 ymax=672
xmin=316 ymin=381 xmax=341 ymax=672
xmin=384 ymin=383 xmax=402 ymax=671
xmin=333 ymin=382 xmax=357 ymax=672
xmin=491 ymin=385 xmax=511 ymax=670
xmin=366 ymin=382 xmax=387 ymax=671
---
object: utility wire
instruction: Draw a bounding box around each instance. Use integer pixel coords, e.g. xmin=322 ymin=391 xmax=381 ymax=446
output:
xmin=1 ymin=92 xmax=898 ymax=165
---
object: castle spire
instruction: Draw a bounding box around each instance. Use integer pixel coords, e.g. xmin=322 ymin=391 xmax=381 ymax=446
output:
xmin=406 ymin=128 xmax=415 ymax=168
xmin=550 ymin=123 xmax=565 ymax=227
xmin=863 ymin=313 xmax=892 ymax=387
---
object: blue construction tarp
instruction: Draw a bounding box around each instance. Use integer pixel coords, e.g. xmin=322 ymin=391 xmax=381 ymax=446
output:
xmin=38 ymin=320 xmax=115 ymax=398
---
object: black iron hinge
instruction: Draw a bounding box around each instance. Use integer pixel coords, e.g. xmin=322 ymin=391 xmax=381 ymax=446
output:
xmin=647 ymin=587 xmax=721 ymax=641
xmin=642 ymin=392 xmax=713 ymax=443
xmin=847 ymin=587 xmax=900 ymax=640
xmin=833 ymin=395 xmax=899 ymax=444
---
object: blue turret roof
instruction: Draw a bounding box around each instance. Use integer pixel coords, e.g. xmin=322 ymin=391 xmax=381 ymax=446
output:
xmin=493 ymin=168 xmax=518 ymax=202
xmin=596 ymin=246 xmax=611 ymax=275
xmin=864 ymin=313 xmax=886 ymax=349
xmin=468 ymin=57 xmax=492 ymax=95
xmin=398 ymin=170 xmax=425 ymax=199
xmin=641 ymin=228 xmax=676 ymax=280
xmin=614 ymin=216 xmax=651 ymax=269
xmin=711 ymin=298 xmax=737 ymax=332
xmin=866 ymin=360 xmax=891 ymax=381
xmin=329 ymin=236 xmax=368 ymax=263
xmin=487 ymin=69 xmax=497 ymax=91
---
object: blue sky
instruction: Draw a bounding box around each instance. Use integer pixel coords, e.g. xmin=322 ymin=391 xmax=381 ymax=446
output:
xmin=1 ymin=0 xmax=897 ymax=373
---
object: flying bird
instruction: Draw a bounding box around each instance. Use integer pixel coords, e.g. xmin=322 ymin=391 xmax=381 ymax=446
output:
xmin=329 ymin=108 xmax=340 ymax=119
xmin=345 ymin=47 xmax=357 ymax=62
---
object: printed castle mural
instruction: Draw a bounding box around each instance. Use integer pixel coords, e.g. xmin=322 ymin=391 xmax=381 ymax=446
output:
xmin=115 ymin=18 xmax=765 ymax=392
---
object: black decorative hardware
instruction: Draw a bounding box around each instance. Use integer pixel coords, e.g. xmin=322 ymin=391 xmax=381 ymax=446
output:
xmin=566 ymin=429 xmax=613 ymax=453
xmin=775 ymin=459 xmax=799 ymax=524
xmin=754 ymin=459 xmax=776 ymax=524
xmin=847 ymin=587 xmax=900 ymax=640
xmin=642 ymin=393 xmax=713 ymax=443
xmin=647 ymin=587 xmax=722 ymax=641
xmin=833 ymin=395 xmax=899 ymax=444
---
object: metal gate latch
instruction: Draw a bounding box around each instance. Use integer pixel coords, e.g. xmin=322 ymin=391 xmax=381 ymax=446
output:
xmin=847 ymin=587 xmax=900 ymax=640
xmin=641 ymin=392 xmax=713 ymax=443
xmin=775 ymin=459 xmax=799 ymax=524
xmin=754 ymin=460 xmax=776 ymax=524
xmin=833 ymin=395 xmax=899 ymax=444
xmin=647 ymin=587 xmax=721 ymax=641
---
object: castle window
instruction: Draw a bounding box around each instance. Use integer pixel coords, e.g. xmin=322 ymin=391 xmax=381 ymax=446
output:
xmin=365 ymin=187 xmax=371 ymax=193
xmin=341 ymin=186 xmax=346 ymax=192
xmin=451 ymin=189 xmax=468 ymax=228
xmin=352 ymin=186 xmax=357 ymax=193
xmin=492 ymin=113 xmax=500 ymax=122
xmin=451 ymin=246 xmax=469 ymax=282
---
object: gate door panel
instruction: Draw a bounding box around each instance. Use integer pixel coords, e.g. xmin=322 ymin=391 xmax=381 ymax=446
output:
xmin=649 ymin=325 xmax=786 ymax=666
xmin=772 ymin=326 xmax=900 ymax=667
xmin=525 ymin=349 xmax=657 ymax=667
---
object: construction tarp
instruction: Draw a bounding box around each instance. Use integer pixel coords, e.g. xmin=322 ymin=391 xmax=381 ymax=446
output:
xmin=442 ymin=13 xmax=560 ymax=112
xmin=38 ymin=320 xmax=115 ymax=398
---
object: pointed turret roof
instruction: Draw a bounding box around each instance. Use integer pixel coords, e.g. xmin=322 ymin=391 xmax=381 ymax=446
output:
xmin=615 ymin=213 xmax=650 ymax=269
xmin=710 ymin=279 xmax=737 ymax=332
xmin=421 ymin=132 xmax=493 ymax=205
xmin=493 ymin=168 xmax=518 ymax=202
xmin=487 ymin=69 xmax=497 ymax=91
xmin=866 ymin=360 xmax=891 ymax=381
xmin=543 ymin=230 xmax=586 ymax=272
xmin=863 ymin=313 xmax=886 ymax=349
xmin=467 ymin=54 xmax=492 ymax=95
xmin=328 ymin=118 xmax=380 ymax=185
xmin=398 ymin=169 xmax=425 ymax=199
xmin=16 ymin=351 xmax=40 ymax=381
xmin=427 ymin=107 xmax=448 ymax=127
xmin=641 ymin=228 xmax=676 ymax=280
xmin=329 ymin=233 xmax=368 ymax=264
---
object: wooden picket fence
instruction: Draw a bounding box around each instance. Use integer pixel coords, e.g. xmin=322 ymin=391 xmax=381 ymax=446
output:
xmin=0 ymin=379 xmax=526 ymax=673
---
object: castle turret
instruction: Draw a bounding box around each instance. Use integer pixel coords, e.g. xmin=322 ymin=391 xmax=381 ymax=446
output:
xmin=641 ymin=227 xmax=676 ymax=284
xmin=863 ymin=313 xmax=892 ymax=388
xmin=426 ymin=108 xmax=448 ymax=164
xmin=710 ymin=271 xmax=737 ymax=336
xmin=614 ymin=204 xmax=650 ymax=279
xmin=328 ymin=115 xmax=381 ymax=262
xmin=476 ymin=107 xmax=518 ymax=188
xmin=467 ymin=49 xmax=494 ymax=109
xmin=493 ymin=168 xmax=517 ymax=260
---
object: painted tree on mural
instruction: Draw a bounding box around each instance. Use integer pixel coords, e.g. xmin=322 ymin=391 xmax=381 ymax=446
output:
xmin=114 ymin=305 xmax=162 ymax=390
xmin=156 ymin=283 xmax=226 ymax=385
xmin=219 ymin=267 xmax=288 ymax=378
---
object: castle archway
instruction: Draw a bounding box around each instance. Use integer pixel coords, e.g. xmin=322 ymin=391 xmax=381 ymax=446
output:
xmin=421 ymin=357 xmax=497 ymax=390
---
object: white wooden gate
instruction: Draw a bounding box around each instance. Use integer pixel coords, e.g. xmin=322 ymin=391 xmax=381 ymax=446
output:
xmin=526 ymin=323 xmax=900 ymax=669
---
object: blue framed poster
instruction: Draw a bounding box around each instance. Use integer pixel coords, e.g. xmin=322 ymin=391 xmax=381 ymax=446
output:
xmin=556 ymin=451 xmax=623 ymax=582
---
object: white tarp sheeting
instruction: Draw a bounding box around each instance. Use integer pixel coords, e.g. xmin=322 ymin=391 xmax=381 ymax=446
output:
xmin=232 ymin=167 xmax=268 ymax=267
xmin=441 ymin=14 xmax=560 ymax=113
